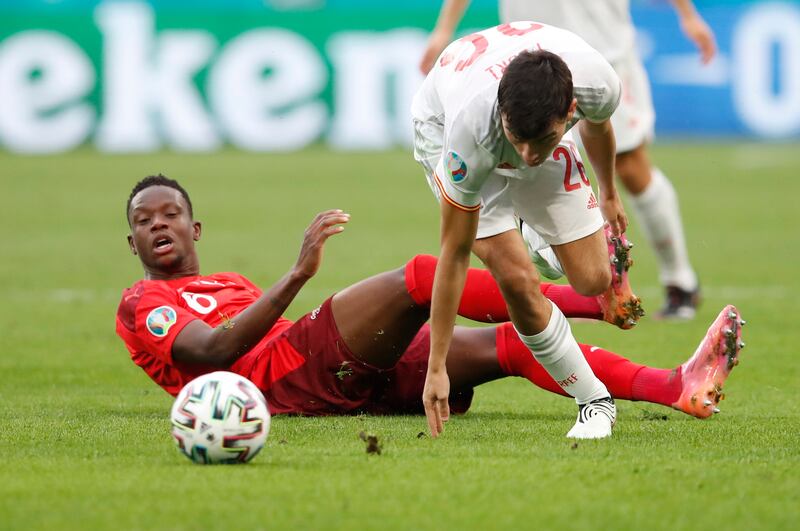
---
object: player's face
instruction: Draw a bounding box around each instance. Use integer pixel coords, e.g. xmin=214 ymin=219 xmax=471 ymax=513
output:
xmin=501 ymin=99 xmax=578 ymax=168
xmin=503 ymin=119 xmax=566 ymax=167
xmin=127 ymin=186 xmax=201 ymax=280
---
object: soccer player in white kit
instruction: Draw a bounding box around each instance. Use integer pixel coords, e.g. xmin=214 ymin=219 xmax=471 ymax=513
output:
xmin=412 ymin=22 xmax=626 ymax=439
xmin=420 ymin=0 xmax=717 ymax=320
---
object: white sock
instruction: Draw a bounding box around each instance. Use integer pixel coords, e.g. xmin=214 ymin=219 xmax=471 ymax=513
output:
xmin=516 ymin=302 xmax=609 ymax=405
xmin=629 ymin=167 xmax=698 ymax=291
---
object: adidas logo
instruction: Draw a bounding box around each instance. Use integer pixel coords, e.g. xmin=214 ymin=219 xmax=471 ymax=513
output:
xmin=587 ymin=193 xmax=598 ymax=210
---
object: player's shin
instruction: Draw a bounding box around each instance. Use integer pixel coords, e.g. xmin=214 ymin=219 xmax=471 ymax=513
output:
xmin=515 ymin=302 xmax=615 ymax=438
xmin=514 ymin=302 xmax=609 ymax=405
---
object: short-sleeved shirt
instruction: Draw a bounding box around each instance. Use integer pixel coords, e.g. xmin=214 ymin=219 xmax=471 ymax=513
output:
xmin=411 ymin=22 xmax=621 ymax=210
xmin=115 ymin=273 xmax=296 ymax=396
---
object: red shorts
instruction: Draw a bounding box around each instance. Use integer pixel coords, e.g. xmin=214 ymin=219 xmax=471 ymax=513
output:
xmin=261 ymin=297 xmax=474 ymax=416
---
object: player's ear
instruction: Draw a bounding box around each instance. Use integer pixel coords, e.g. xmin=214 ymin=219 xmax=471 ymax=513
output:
xmin=193 ymin=221 xmax=202 ymax=241
xmin=127 ymin=234 xmax=138 ymax=256
xmin=564 ymin=98 xmax=578 ymax=123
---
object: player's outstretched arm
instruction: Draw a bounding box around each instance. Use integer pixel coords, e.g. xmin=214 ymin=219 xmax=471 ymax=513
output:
xmin=670 ymin=0 xmax=717 ymax=64
xmin=579 ymin=118 xmax=628 ymax=235
xmin=424 ymin=201 xmax=479 ymax=437
xmin=419 ymin=0 xmax=470 ymax=74
xmin=171 ymin=210 xmax=350 ymax=366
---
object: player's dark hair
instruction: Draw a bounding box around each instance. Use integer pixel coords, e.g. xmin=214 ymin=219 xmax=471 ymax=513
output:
xmin=126 ymin=174 xmax=193 ymax=225
xmin=497 ymin=50 xmax=573 ymax=141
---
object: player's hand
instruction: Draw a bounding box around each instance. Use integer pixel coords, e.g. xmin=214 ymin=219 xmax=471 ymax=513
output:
xmin=419 ymin=29 xmax=452 ymax=74
xmin=294 ymin=210 xmax=350 ymax=279
xmin=680 ymin=14 xmax=717 ymax=64
xmin=600 ymin=191 xmax=628 ymax=236
xmin=422 ymin=367 xmax=450 ymax=438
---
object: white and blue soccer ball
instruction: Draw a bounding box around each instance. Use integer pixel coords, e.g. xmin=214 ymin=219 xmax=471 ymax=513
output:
xmin=170 ymin=371 xmax=270 ymax=464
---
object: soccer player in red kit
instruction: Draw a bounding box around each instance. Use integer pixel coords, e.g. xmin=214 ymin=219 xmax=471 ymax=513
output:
xmin=116 ymin=175 xmax=743 ymax=423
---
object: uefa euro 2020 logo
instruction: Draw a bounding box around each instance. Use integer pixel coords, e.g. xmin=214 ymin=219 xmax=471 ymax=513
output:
xmin=146 ymin=306 xmax=178 ymax=337
xmin=446 ymin=151 xmax=467 ymax=183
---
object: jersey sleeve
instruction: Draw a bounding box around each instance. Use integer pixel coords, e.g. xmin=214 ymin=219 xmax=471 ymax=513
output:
xmin=434 ymin=108 xmax=498 ymax=211
xmin=571 ymin=50 xmax=622 ymax=124
xmin=116 ymin=283 xmax=199 ymax=364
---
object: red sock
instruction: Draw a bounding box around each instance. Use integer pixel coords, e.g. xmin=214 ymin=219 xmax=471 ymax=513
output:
xmin=630 ymin=366 xmax=683 ymax=407
xmin=539 ymin=283 xmax=603 ymax=320
xmin=405 ymin=254 xmax=508 ymax=322
xmin=495 ymin=323 xmax=682 ymax=406
xmin=495 ymin=323 xmax=568 ymax=397
xmin=404 ymin=254 xmax=603 ymax=322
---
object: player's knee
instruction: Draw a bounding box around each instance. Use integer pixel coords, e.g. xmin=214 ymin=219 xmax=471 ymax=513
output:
xmin=615 ymin=151 xmax=636 ymax=178
xmin=388 ymin=265 xmax=410 ymax=291
xmin=615 ymin=149 xmax=651 ymax=194
xmin=405 ymin=254 xmax=438 ymax=304
xmin=494 ymin=267 xmax=541 ymax=302
xmin=407 ymin=254 xmax=438 ymax=276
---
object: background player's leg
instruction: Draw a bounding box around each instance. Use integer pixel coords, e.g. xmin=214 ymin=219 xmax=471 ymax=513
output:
xmin=615 ymin=143 xmax=652 ymax=195
xmin=618 ymin=144 xmax=700 ymax=317
xmin=331 ymin=267 xmax=429 ymax=369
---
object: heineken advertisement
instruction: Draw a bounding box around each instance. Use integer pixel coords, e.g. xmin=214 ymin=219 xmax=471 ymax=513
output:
xmin=0 ymin=0 xmax=798 ymax=154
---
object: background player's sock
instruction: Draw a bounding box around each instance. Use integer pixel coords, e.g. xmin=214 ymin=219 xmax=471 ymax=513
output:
xmin=629 ymin=167 xmax=698 ymax=291
xmin=404 ymin=254 xmax=603 ymax=322
xmin=495 ymin=322 xmax=682 ymax=406
xmin=514 ymin=302 xmax=609 ymax=404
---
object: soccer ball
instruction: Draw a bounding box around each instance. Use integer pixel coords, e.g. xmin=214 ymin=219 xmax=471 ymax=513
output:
xmin=170 ymin=371 xmax=270 ymax=464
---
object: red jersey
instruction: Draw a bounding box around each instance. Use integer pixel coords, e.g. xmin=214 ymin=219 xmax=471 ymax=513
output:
xmin=115 ymin=272 xmax=300 ymax=396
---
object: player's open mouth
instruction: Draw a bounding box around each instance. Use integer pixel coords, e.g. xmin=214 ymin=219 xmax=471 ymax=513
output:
xmin=153 ymin=237 xmax=173 ymax=254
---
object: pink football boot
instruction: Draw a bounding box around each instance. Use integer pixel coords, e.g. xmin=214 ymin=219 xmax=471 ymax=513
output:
xmin=597 ymin=225 xmax=645 ymax=329
xmin=672 ymin=305 xmax=745 ymax=418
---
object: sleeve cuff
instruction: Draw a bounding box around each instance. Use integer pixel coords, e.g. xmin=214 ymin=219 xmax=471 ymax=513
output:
xmin=432 ymin=171 xmax=481 ymax=212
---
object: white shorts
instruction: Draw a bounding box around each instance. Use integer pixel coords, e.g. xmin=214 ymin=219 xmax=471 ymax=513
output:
xmin=610 ymin=51 xmax=655 ymax=153
xmin=414 ymin=121 xmax=604 ymax=245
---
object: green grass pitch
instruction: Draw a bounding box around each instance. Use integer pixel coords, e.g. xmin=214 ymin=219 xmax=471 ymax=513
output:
xmin=1 ymin=144 xmax=798 ymax=530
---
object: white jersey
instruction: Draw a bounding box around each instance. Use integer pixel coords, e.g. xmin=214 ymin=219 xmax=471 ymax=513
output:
xmin=411 ymin=22 xmax=621 ymax=209
xmin=500 ymin=0 xmax=636 ymax=64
